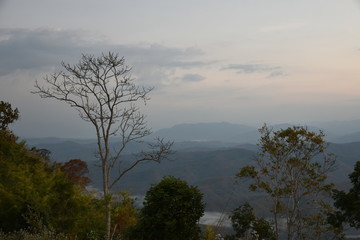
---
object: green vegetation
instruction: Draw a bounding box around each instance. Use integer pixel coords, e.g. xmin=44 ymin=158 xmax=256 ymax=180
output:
xmin=228 ymin=203 xmax=275 ymax=240
xmin=0 ymin=102 xmax=105 ymax=239
xmin=0 ymin=101 xmax=19 ymax=130
xmin=329 ymin=161 xmax=360 ymax=230
xmin=236 ymin=125 xmax=343 ymax=239
xmin=129 ymin=176 xmax=205 ymax=240
xmin=0 ymin=102 xmax=112 ymax=238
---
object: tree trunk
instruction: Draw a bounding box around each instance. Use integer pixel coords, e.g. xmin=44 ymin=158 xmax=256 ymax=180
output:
xmin=105 ymin=201 xmax=111 ymax=240
xmin=103 ymin=161 xmax=111 ymax=240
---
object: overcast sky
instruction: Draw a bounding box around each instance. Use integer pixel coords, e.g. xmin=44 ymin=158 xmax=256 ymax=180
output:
xmin=1 ymin=0 xmax=360 ymax=138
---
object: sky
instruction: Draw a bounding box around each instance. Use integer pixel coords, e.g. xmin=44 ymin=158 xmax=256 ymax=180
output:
xmin=1 ymin=0 xmax=360 ymax=138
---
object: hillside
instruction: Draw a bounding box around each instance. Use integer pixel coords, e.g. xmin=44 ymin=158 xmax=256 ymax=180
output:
xmin=27 ymin=140 xmax=359 ymax=212
xmin=24 ymin=122 xmax=360 ymax=212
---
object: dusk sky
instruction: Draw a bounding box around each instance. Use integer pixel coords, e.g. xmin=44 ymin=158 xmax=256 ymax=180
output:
xmin=1 ymin=0 xmax=360 ymax=138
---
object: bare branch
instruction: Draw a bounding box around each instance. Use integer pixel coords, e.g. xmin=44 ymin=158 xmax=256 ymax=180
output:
xmin=110 ymin=138 xmax=174 ymax=189
xmin=32 ymin=52 xmax=172 ymax=240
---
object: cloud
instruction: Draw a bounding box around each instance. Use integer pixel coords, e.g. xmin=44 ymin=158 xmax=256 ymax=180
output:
xmin=267 ymin=70 xmax=287 ymax=78
xmin=0 ymin=28 xmax=212 ymax=87
xmin=222 ymin=64 xmax=280 ymax=74
xmin=181 ymin=74 xmax=205 ymax=82
xmin=0 ymin=28 xmax=91 ymax=76
xmin=222 ymin=63 xmax=285 ymax=78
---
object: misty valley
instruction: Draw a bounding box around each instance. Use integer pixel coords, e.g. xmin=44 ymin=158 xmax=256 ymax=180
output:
xmin=23 ymin=121 xmax=360 ymax=238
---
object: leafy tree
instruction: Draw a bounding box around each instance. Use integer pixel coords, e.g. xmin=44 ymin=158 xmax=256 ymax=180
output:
xmin=0 ymin=131 xmax=60 ymax=232
xmin=229 ymin=202 xmax=275 ymax=240
xmin=132 ymin=176 xmax=205 ymax=240
xmin=33 ymin=52 xmax=173 ymax=240
xmin=0 ymin=132 xmax=102 ymax=237
xmin=237 ymin=125 xmax=341 ymax=240
xmin=0 ymin=101 xmax=19 ymax=130
xmin=329 ymin=161 xmax=360 ymax=230
xmin=61 ymin=158 xmax=91 ymax=189
xmin=201 ymin=226 xmax=217 ymax=240
xmin=0 ymin=105 xmax=107 ymax=239
xmin=112 ymin=191 xmax=139 ymax=239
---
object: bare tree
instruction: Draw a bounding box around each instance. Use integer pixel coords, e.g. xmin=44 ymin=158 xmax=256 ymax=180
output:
xmin=33 ymin=52 xmax=173 ymax=240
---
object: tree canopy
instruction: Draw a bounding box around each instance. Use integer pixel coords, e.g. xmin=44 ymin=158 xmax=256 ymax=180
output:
xmin=0 ymin=129 xmax=92 ymax=235
xmin=132 ymin=176 xmax=205 ymax=240
xmin=229 ymin=203 xmax=275 ymax=240
xmin=329 ymin=161 xmax=360 ymax=230
xmin=237 ymin=125 xmax=342 ymax=239
xmin=0 ymin=105 xmax=104 ymax=239
xmin=0 ymin=101 xmax=19 ymax=130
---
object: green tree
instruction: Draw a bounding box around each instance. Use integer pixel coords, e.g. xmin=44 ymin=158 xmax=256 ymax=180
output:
xmin=33 ymin=52 xmax=173 ymax=240
xmin=0 ymin=105 xmax=107 ymax=239
xmin=237 ymin=125 xmax=341 ymax=240
xmin=112 ymin=191 xmax=139 ymax=239
xmin=229 ymin=202 xmax=275 ymax=240
xmin=132 ymin=176 xmax=205 ymax=240
xmin=201 ymin=226 xmax=217 ymax=240
xmin=0 ymin=101 xmax=19 ymax=130
xmin=329 ymin=161 xmax=360 ymax=230
xmin=0 ymin=132 xmax=102 ymax=237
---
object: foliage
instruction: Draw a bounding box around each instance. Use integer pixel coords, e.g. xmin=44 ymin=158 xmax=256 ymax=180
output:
xmin=111 ymin=191 xmax=139 ymax=239
xmin=329 ymin=161 xmax=360 ymax=230
xmin=131 ymin=176 xmax=205 ymax=240
xmin=0 ymin=129 xmax=104 ymax=238
xmin=229 ymin=203 xmax=275 ymax=240
xmin=61 ymin=159 xmax=91 ymax=189
xmin=33 ymin=52 xmax=173 ymax=240
xmin=201 ymin=226 xmax=217 ymax=240
xmin=237 ymin=124 xmax=341 ymax=240
xmin=0 ymin=229 xmax=70 ymax=240
xmin=0 ymin=101 xmax=19 ymax=130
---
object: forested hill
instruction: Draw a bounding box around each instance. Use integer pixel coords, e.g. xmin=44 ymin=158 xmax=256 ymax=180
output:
xmin=26 ymin=136 xmax=360 ymax=212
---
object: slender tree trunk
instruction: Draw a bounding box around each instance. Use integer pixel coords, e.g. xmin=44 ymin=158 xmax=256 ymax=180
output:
xmin=274 ymin=200 xmax=279 ymax=240
xmin=106 ymin=201 xmax=111 ymax=240
xmin=103 ymin=160 xmax=111 ymax=240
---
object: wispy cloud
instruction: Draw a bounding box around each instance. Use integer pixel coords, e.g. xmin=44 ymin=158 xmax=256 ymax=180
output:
xmin=0 ymin=28 xmax=213 ymax=87
xmin=181 ymin=74 xmax=205 ymax=82
xmin=267 ymin=70 xmax=287 ymax=78
xmin=222 ymin=63 xmax=277 ymax=73
xmin=222 ymin=63 xmax=286 ymax=79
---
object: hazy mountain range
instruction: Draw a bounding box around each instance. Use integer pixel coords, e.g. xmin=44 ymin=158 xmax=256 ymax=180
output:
xmin=150 ymin=120 xmax=360 ymax=143
xmin=24 ymin=121 xmax=360 ymax=212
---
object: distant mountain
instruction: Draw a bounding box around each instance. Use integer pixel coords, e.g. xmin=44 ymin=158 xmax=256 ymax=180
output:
xmin=24 ymin=127 xmax=360 ymax=212
xmin=150 ymin=122 xmax=257 ymax=143
xmin=328 ymin=132 xmax=360 ymax=144
xmin=150 ymin=121 xmax=360 ymax=144
xmin=311 ymin=119 xmax=360 ymax=136
xmin=88 ymin=147 xmax=257 ymax=212
xmin=24 ymin=137 xmax=96 ymax=145
xmin=86 ymin=142 xmax=359 ymax=212
xmin=24 ymin=120 xmax=360 ymax=165
xmin=29 ymin=140 xmax=98 ymax=162
xmin=25 ymin=121 xmax=360 ymax=149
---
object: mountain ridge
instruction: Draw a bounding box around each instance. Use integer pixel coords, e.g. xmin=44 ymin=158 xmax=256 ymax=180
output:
xmin=23 ymin=121 xmax=360 ymax=212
